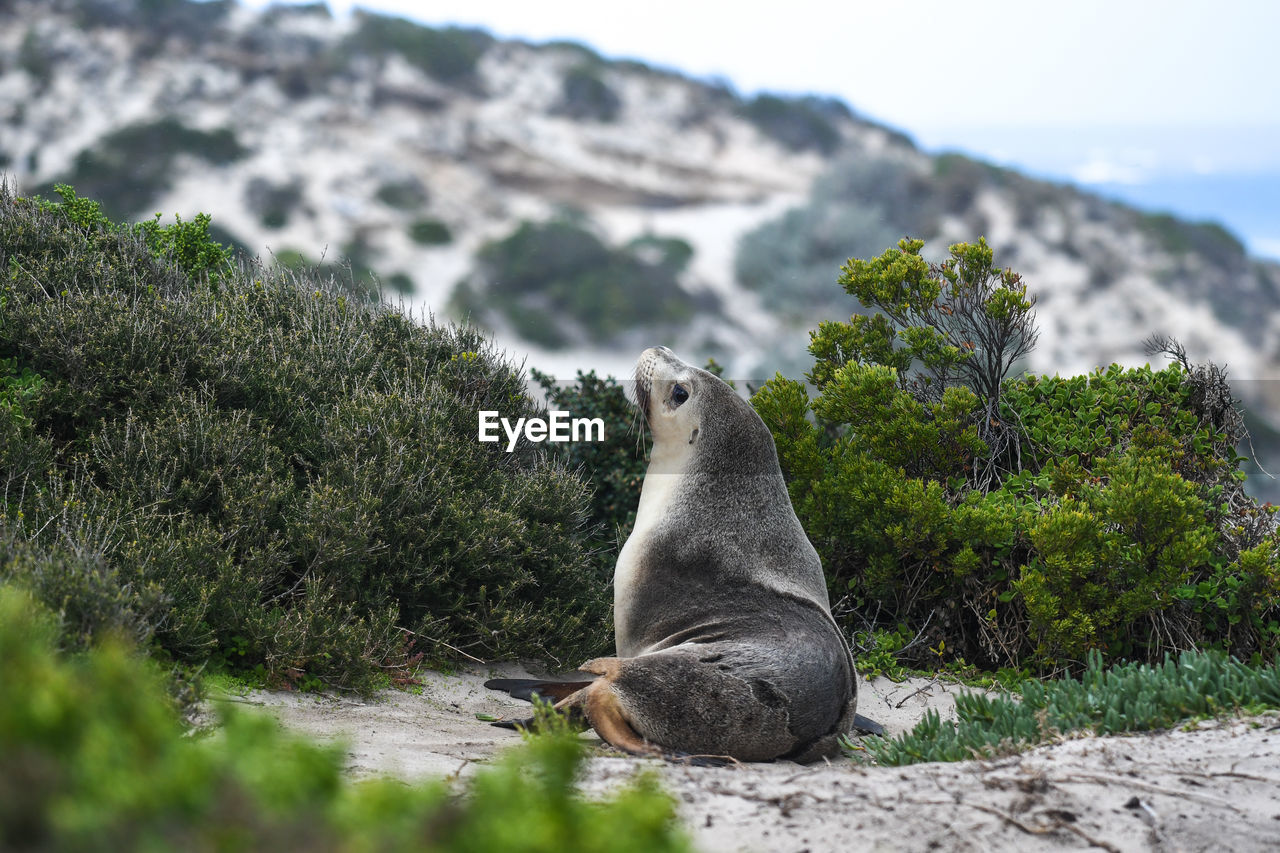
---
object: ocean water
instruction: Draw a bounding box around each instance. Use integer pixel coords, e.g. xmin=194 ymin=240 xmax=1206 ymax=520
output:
xmin=1085 ymin=173 xmax=1280 ymax=262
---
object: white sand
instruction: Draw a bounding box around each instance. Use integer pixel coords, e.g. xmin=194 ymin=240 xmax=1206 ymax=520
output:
xmin=219 ymin=664 xmax=1280 ymax=851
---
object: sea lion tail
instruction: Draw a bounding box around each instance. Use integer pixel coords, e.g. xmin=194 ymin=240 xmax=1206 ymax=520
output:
xmin=851 ymin=714 xmax=885 ymax=737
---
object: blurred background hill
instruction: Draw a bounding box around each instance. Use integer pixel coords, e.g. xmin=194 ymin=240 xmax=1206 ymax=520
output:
xmin=2 ymin=0 xmax=1278 ymax=494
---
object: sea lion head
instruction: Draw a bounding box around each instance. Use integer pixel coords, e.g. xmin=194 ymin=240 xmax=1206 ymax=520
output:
xmin=633 ymin=346 xmax=776 ymax=476
xmin=633 ymin=346 xmax=706 ymax=448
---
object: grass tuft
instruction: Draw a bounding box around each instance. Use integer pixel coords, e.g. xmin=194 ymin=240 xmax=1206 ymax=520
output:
xmin=855 ymin=649 xmax=1280 ymax=765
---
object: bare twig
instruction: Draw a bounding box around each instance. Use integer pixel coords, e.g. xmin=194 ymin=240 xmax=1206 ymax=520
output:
xmin=964 ymin=803 xmax=1123 ymax=853
xmin=1057 ymin=772 xmax=1246 ymax=813
xmin=397 ymin=626 xmax=485 ymax=664
xmin=893 ymin=684 xmax=933 ymax=709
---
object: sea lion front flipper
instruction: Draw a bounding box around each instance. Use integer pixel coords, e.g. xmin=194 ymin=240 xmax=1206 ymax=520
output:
xmin=493 ymin=682 xmax=732 ymax=767
xmin=571 ymin=658 xmax=667 ymax=756
xmin=484 ymin=677 xmax=596 ymax=703
xmin=580 ymin=665 xmax=736 ymax=767
xmin=582 ymin=677 xmax=653 ymax=756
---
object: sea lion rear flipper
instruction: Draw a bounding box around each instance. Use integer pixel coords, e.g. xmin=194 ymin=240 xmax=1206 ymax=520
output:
xmin=488 ymin=716 xmax=529 ymax=731
xmin=485 ymin=680 xmax=593 ymax=731
xmin=851 ymin=713 xmax=884 ymax=737
xmin=484 ymin=677 xmax=596 ymax=703
xmin=488 ymin=706 xmax=589 ymax=731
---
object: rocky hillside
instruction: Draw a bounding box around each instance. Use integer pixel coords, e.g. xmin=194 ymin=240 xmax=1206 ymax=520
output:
xmin=4 ymin=0 xmax=1279 ymax=482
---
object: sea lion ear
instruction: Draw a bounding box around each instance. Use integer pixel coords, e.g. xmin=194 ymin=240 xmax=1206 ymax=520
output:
xmin=688 ymin=427 xmax=699 ymax=445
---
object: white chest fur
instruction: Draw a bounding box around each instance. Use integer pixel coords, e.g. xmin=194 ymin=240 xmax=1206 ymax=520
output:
xmin=613 ymin=443 xmax=688 ymax=655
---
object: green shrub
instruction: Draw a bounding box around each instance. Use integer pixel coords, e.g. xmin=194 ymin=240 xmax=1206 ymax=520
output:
xmin=245 ymin=177 xmax=304 ymax=230
xmin=735 ymin=202 xmax=899 ymax=319
xmin=739 ymin=94 xmax=846 ymax=154
xmin=1138 ymin=211 xmax=1246 ymax=270
xmin=455 ymin=217 xmax=710 ymax=347
xmin=18 ymin=27 xmax=54 ymax=91
xmin=409 ymin=218 xmax=453 ymax=246
xmin=35 ymin=119 xmax=246 ymax=219
xmin=0 ymin=527 xmax=163 ymax=652
xmin=1018 ymin=440 xmax=1216 ymax=659
xmin=0 ymin=585 xmax=690 ymax=852
xmin=752 ymin=238 xmax=1280 ymax=673
xmin=376 ymin=179 xmax=429 ymax=211
xmin=627 ymin=234 xmax=694 ymax=272
xmin=27 ymin=184 xmax=234 ymax=284
xmin=386 ymin=272 xmax=415 ymax=294
xmin=0 ymin=183 xmax=611 ymax=687
xmin=346 ymin=11 xmax=492 ymax=86
xmin=755 ymin=372 xmax=978 ymax=621
xmin=73 ymin=0 xmax=232 ymax=39
xmin=532 ymin=369 xmax=648 ymax=551
xmin=555 ymin=64 xmax=622 ymax=122
xmin=0 ymin=354 xmax=42 ymax=425
xmin=270 ymin=244 xmax=388 ymax=302
xmin=859 ymin=648 xmax=1280 ymax=766
xmin=0 ymin=355 xmax=51 ymax=494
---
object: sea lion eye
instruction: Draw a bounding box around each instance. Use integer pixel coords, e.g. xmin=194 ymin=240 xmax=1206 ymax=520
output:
xmin=671 ymin=384 xmax=689 ymax=406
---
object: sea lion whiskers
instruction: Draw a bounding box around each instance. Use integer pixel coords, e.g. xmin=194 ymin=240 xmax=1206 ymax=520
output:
xmin=630 ymin=353 xmax=655 ymax=457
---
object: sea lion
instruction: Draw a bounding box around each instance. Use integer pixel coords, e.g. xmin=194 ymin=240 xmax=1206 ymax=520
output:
xmin=490 ymin=347 xmax=859 ymax=762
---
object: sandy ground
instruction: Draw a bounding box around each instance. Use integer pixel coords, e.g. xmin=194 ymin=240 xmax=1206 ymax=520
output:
xmin=219 ymin=664 xmax=1280 ymax=852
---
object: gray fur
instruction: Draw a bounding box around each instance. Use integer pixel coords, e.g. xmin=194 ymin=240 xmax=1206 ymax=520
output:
xmin=608 ymin=347 xmax=856 ymax=761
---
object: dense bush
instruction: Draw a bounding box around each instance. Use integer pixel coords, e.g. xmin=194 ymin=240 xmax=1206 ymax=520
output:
xmin=752 ymin=238 xmax=1279 ymax=672
xmin=1137 ymin=212 xmax=1247 ymax=272
xmin=375 ymin=178 xmax=429 ymax=211
xmin=0 ymin=521 xmax=162 ymax=653
xmin=18 ymin=27 xmax=55 ymax=91
xmin=246 ymin=177 xmax=304 ymax=230
xmin=532 ymin=370 xmax=648 ymax=553
xmin=735 ymin=155 xmax=928 ymax=318
xmin=35 ymin=119 xmax=246 ymax=220
xmin=345 ymin=11 xmax=493 ymax=87
xmin=451 ymin=217 xmax=711 ymax=348
xmin=29 ymin=184 xmax=235 ymax=283
xmin=0 ymin=586 xmax=689 ymax=852
xmin=554 ymin=64 xmax=622 ymax=122
xmin=736 ymin=151 xmax=1090 ymax=320
xmin=735 ymin=202 xmax=899 ymax=320
xmin=739 ymin=94 xmax=847 ymax=155
xmin=71 ymin=0 xmax=232 ymax=40
xmin=409 ymin=217 xmax=453 ymax=246
xmin=0 ymin=184 xmax=611 ymax=688
xmin=272 ymin=236 xmax=418 ymax=299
